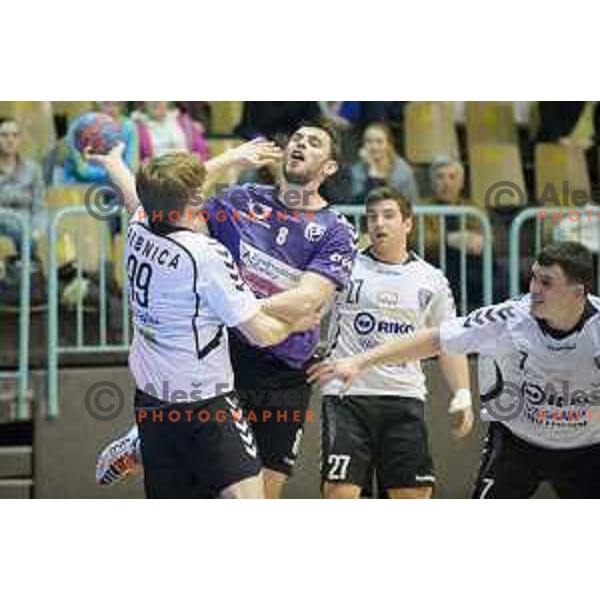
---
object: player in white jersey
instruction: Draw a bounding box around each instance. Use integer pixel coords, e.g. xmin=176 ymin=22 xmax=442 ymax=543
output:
xmin=94 ymin=150 xmax=316 ymax=499
xmin=320 ymin=187 xmax=473 ymax=499
xmin=310 ymin=241 xmax=600 ymax=498
xmin=94 ymin=127 xmax=357 ymax=498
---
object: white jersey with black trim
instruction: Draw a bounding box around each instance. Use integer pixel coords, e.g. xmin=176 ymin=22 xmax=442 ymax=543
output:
xmin=322 ymin=249 xmax=456 ymax=399
xmin=440 ymin=294 xmax=600 ymax=449
xmin=126 ymin=213 xmax=259 ymax=403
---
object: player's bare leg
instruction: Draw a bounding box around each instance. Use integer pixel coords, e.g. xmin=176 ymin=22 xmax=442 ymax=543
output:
xmin=388 ymin=486 xmax=433 ymax=499
xmin=263 ymin=468 xmax=288 ymax=499
xmin=322 ymin=482 xmax=362 ymax=499
xmin=220 ymin=473 xmax=265 ymax=499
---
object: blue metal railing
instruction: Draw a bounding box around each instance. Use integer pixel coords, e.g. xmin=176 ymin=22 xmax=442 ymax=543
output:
xmin=337 ymin=204 xmax=494 ymax=313
xmin=46 ymin=206 xmax=129 ymax=418
xmin=509 ymin=207 xmax=600 ymax=297
xmin=0 ymin=208 xmax=32 ymax=420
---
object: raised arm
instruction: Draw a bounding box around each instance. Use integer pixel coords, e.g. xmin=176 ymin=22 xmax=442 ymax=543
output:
xmin=84 ymin=142 xmax=139 ymax=214
xmin=86 ymin=139 xmax=282 ymax=215
xmin=202 ymin=138 xmax=282 ymax=197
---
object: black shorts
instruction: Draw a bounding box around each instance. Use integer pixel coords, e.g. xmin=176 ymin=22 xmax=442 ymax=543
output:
xmin=134 ymin=388 xmax=261 ymax=498
xmin=473 ymin=422 xmax=600 ymax=499
xmin=230 ymin=333 xmax=312 ymax=476
xmin=321 ymin=395 xmax=434 ymax=491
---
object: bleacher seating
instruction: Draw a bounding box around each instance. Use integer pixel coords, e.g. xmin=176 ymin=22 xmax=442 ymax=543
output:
xmin=209 ymin=101 xmax=243 ymax=136
xmin=469 ymin=144 xmax=526 ymax=210
xmin=405 ymin=101 xmax=459 ymax=164
xmin=465 ymin=102 xmax=518 ymax=151
xmin=535 ymin=142 xmax=591 ymax=206
xmin=51 ymin=101 xmax=94 ymax=121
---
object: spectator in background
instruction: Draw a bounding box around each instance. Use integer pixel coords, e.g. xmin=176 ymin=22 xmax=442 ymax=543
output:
xmin=422 ymin=156 xmax=506 ymax=309
xmin=423 ymin=157 xmax=483 ymax=255
xmin=63 ymin=101 xmax=139 ymax=183
xmin=0 ymin=117 xmax=45 ymax=257
xmin=132 ymin=101 xmax=209 ymax=162
xmin=350 ymin=122 xmax=418 ymax=204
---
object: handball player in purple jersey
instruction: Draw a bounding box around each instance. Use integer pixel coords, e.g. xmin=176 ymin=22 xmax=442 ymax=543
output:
xmin=94 ymin=122 xmax=357 ymax=498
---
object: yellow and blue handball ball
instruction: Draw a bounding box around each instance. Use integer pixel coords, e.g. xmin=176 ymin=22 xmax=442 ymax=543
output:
xmin=71 ymin=111 xmax=125 ymax=154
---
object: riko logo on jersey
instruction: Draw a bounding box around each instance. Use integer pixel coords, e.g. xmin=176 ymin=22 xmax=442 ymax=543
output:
xmin=353 ymin=311 xmax=415 ymax=336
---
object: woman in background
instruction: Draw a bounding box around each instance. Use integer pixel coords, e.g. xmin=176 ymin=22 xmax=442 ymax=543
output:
xmin=132 ymin=101 xmax=209 ymax=162
xmin=350 ymin=122 xmax=418 ymax=204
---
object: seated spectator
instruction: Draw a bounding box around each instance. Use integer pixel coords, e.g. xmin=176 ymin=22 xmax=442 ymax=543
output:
xmin=132 ymin=101 xmax=209 ymax=162
xmin=350 ymin=123 xmax=418 ymax=205
xmin=0 ymin=117 xmax=45 ymax=256
xmin=422 ymin=156 xmax=506 ymax=309
xmin=0 ymin=117 xmax=46 ymax=306
xmin=62 ymin=101 xmax=139 ymax=183
xmin=423 ymin=156 xmax=483 ymax=253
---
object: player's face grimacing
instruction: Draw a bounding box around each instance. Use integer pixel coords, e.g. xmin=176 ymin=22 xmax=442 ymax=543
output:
xmin=367 ymin=199 xmax=412 ymax=256
xmin=283 ymin=127 xmax=337 ymax=186
xmin=529 ymin=262 xmax=584 ymax=323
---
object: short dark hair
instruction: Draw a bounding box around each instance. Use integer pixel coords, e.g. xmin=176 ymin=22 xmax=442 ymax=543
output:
xmin=365 ymin=187 xmax=413 ymax=221
xmin=536 ymin=241 xmax=594 ymax=293
xmin=294 ymin=120 xmax=342 ymax=163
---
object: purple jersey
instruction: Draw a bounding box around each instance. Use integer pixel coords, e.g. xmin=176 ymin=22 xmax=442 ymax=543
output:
xmin=206 ymin=184 xmax=357 ymax=368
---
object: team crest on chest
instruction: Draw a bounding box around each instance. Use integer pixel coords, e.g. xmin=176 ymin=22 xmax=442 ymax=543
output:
xmin=377 ymin=290 xmax=399 ymax=307
xmin=418 ymin=288 xmax=433 ymax=310
xmin=304 ymin=222 xmax=326 ymax=242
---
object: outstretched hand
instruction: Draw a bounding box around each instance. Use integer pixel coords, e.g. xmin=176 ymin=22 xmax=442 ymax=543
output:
xmin=306 ymin=356 xmax=363 ymax=391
